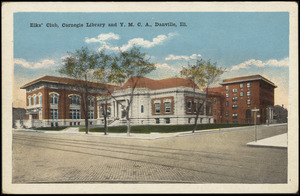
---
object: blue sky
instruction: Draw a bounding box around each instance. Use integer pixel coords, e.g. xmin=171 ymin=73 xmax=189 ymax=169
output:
xmin=13 ymin=12 xmax=289 ymax=107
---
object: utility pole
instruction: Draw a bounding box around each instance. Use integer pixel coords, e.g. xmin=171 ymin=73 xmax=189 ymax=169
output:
xmin=252 ymin=107 xmax=260 ymax=142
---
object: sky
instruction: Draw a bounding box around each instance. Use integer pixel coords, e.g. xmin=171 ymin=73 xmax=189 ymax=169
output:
xmin=13 ymin=12 xmax=289 ymax=108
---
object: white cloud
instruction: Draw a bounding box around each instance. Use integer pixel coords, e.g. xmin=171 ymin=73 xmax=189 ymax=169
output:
xmin=14 ymin=58 xmax=56 ymax=69
xmin=86 ymin=32 xmax=177 ymax=52
xmin=165 ymin=53 xmax=202 ymax=61
xmin=85 ymin=32 xmax=120 ymax=43
xmin=230 ymin=57 xmax=289 ymax=71
xmin=155 ymin=63 xmax=180 ymax=74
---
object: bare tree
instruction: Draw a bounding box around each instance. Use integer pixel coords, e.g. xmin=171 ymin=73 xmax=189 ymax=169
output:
xmin=108 ymin=46 xmax=156 ymax=136
xmin=181 ymin=59 xmax=225 ymax=133
xmin=59 ymin=47 xmax=103 ymax=134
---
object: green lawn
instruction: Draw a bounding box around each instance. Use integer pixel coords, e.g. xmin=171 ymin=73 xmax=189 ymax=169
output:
xmin=79 ymin=124 xmax=252 ymax=134
xmin=34 ymin=126 xmax=69 ymax=131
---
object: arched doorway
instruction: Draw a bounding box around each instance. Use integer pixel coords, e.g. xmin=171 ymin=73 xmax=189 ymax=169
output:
xmin=245 ymin=109 xmax=252 ymax=124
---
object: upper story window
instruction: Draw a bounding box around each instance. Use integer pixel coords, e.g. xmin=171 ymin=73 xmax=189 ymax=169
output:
xmin=141 ymin=105 xmax=144 ymax=113
xmin=28 ymin=96 xmax=32 ymax=106
xmin=33 ymin=95 xmax=37 ymax=105
xmin=240 ymin=92 xmax=244 ymax=97
xmin=226 ymin=93 xmax=229 ymax=98
xmin=240 ymin=83 xmax=244 ymax=89
xmin=247 ymin=82 xmax=251 ymax=88
xmin=226 ymin=86 xmax=229 ymax=91
xmin=69 ymin=95 xmax=80 ymax=106
xmin=247 ymin=99 xmax=251 ymax=105
xmin=88 ymin=97 xmax=95 ymax=107
xmin=213 ymin=99 xmax=217 ymax=104
xmin=232 ymin=104 xmax=238 ymax=108
xmin=225 ymin=111 xmax=229 ymax=116
xmin=226 ymin=101 xmax=229 ymax=107
xmin=247 ymin=91 xmax=251 ymax=96
xmin=232 ymin=113 xmax=238 ymax=119
xmin=39 ymin=93 xmax=42 ymax=105
xmin=50 ymin=93 xmax=59 ymax=105
xmin=165 ymin=102 xmax=171 ymax=113
xmin=232 ymin=88 xmax=238 ymax=93
xmin=232 ymin=97 xmax=238 ymax=101
xmin=155 ymin=103 xmax=161 ymax=114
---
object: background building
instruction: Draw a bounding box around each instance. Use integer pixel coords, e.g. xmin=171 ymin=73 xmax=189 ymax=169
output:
xmin=210 ymin=75 xmax=277 ymax=124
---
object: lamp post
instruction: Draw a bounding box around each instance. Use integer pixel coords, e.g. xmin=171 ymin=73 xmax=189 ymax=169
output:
xmin=251 ymin=107 xmax=260 ymax=142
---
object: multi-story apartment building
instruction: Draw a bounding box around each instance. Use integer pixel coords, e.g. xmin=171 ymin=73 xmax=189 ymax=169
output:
xmin=210 ymin=75 xmax=277 ymax=124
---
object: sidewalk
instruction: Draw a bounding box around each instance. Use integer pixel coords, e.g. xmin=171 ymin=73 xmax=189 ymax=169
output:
xmin=247 ymin=133 xmax=288 ymax=148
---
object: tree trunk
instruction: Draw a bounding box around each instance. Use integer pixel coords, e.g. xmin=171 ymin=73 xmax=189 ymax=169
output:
xmin=104 ymin=100 xmax=108 ymax=135
xmin=84 ymin=74 xmax=89 ymax=134
xmin=127 ymin=118 xmax=130 ymax=136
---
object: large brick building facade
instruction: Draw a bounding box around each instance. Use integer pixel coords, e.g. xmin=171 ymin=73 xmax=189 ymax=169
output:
xmin=20 ymin=74 xmax=277 ymax=128
xmin=209 ymin=75 xmax=277 ymax=124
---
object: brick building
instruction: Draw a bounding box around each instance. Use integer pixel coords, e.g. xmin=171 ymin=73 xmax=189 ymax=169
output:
xmin=210 ymin=75 xmax=277 ymax=124
xmin=20 ymin=74 xmax=277 ymax=128
xmin=20 ymin=76 xmax=116 ymax=128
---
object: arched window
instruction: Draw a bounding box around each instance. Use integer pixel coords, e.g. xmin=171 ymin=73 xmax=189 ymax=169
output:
xmin=88 ymin=96 xmax=95 ymax=107
xmin=50 ymin=93 xmax=59 ymax=105
xmin=69 ymin=95 xmax=81 ymax=106
xmin=33 ymin=95 xmax=37 ymax=105
xmin=28 ymin=96 xmax=32 ymax=106
xmin=39 ymin=93 xmax=42 ymax=105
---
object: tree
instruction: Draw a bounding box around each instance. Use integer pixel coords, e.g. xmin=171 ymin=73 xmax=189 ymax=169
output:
xmin=181 ymin=59 xmax=225 ymax=133
xmin=108 ymin=46 xmax=156 ymax=136
xmin=59 ymin=47 xmax=103 ymax=134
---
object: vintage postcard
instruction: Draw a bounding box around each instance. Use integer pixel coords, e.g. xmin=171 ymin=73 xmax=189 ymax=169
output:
xmin=2 ymin=2 xmax=298 ymax=194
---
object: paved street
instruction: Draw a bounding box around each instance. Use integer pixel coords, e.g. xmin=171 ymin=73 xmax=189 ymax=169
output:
xmin=12 ymin=124 xmax=287 ymax=183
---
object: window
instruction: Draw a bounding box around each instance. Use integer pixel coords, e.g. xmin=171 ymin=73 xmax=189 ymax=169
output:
xmin=33 ymin=95 xmax=37 ymax=105
xmin=208 ymin=106 xmax=212 ymax=115
xmin=232 ymin=97 xmax=238 ymax=101
xmin=51 ymin=109 xmax=58 ymax=120
xmin=165 ymin=118 xmax=170 ymax=124
xmin=232 ymin=88 xmax=238 ymax=93
xmin=155 ymin=118 xmax=160 ymax=124
xmin=141 ymin=105 xmax=144 ymax=113
xmin=247 ymin=91 xmax=251 ymax=96
xmin=28 ymin=96 xmax=32 ymax=106
xmin=88 ymin=97 xmax=95 ymax=107
xmin=69 ymin=95 xmax=80 ymax=106
xmin=50 ymin=93 xmax=59 ymax=105
xmin=226 ymin=101 xmax=229 ymax=107
xmin=240 ymin=92 xmax=244 ymax=97
xmin=226 ymin=86 xmax=229 ymax=91
xmin=193 ymin=102 xmax=197 ymax=113
xmin=240 ymin=83 xmax=244 ymax=89
xmin=107 ymin=107 xmax=111 ymax=116
xmin=232 ymin=113 xmax=238 ymax=119
xmin=88 ymin=110 xmax=94 ymax=119
xmin=214 ymin=109 xmax=217 ymax=115
xmin=69 ymin=110 xmax=80 ymax=119
xmin=226 ymin=93 xmax=229 ymax=98
xmin=247 ymin=99 xmax=251 ymax=105
xmin=39 ymin=94 xmax=42 ymax=105
xmin=247 ymin=82 xmax=251 ymax=88
xmin=165 ymin=102 xmax=171 ymax=113
xmin=187 ymin=101 xmax=192 ymax=113
xmin=225 ymin=111 xmax=229 ymax=116
xmin=232 ymin=104 xmax=238 ymax=108
xmin=213 ymin=99 xmax=217 ymax=104
xmin=155 ymin=103 xmax=161 ymax=114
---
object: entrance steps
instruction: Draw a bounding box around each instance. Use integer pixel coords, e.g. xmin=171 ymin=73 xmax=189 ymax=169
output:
xmin=62 ymin=127 xmax=79 ymax=133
